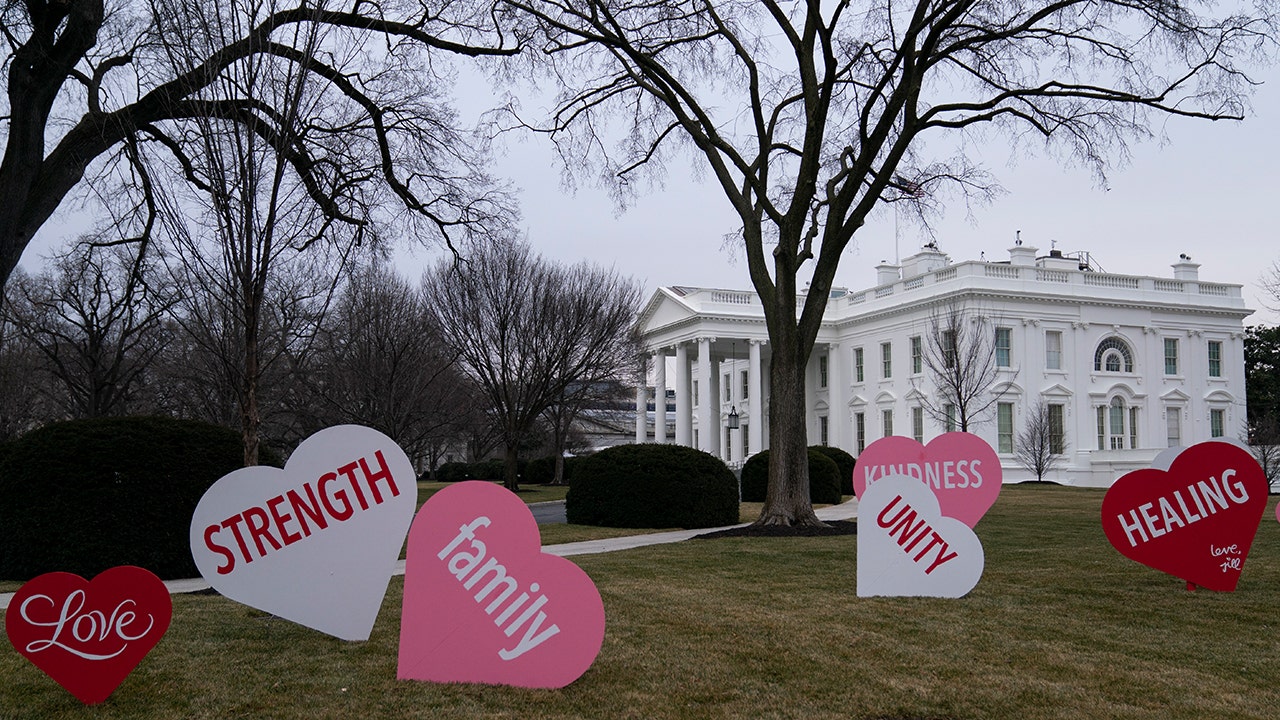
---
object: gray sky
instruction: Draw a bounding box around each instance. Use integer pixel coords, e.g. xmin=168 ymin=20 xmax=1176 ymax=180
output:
xmin=20 ymin=63 xmax=1280 ymax=327
xmin=405 ymin=65 xmax=1280 ymax=328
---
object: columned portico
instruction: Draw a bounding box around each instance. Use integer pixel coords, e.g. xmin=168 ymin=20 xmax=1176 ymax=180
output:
xmin=696 ymin=337 xmax=718 ymax=455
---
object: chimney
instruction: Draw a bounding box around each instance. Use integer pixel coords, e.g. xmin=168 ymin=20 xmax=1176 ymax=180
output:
xmin=1172 ymin=254 xmax=1199 ymax=281
xmin=1009 ymin=244 xmax=1038 ymax=266
xmin=876 ymin=262 xmax=901 ymax=285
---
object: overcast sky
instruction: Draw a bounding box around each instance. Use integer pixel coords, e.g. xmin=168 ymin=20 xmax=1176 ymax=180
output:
xmin=399 ymin=64 xmax=1280 ymax=328
xmin=19 ymin=61 xmax=1280 ymax=328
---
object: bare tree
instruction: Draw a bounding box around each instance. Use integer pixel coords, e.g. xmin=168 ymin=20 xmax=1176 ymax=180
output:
xmin=3 ymin=242 xmax=171 ymax=418
xmin=502 ymin=0 xmax=1274 ymax=525
xmin=299 ymin=261 xmax=472 ymax=472
xmin=422 ymin=238 xmax=641 ymax=491
xmin=1015 ymin=399 xmax=1067 ymax=483
xmin=0 ymin=291 xmax=50 ymax=438
xmin=0 ymin=0 xmax=520 ymax=290
xmin=916 ymin=302 xmax=1003 ymax=432
xmin=1243 ymin=415 xmax=1280 ymax=493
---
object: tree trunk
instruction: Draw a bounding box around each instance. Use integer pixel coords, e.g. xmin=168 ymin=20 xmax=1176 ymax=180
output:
xmin=754 ymin=325 xmax=823 ymax=527
xmin=503 ymin=442 xmax=520 ymax=492
xmin=552 ymin=452 xmax=566 ymax=486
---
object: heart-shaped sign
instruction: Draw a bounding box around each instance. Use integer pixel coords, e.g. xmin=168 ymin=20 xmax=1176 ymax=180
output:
xmin=189 ymin=425 xmax=416 ymax=640
xmin=5 ymin=566 xmax=172 ymax=704
xmin=399 ymin=481 xmax=605 ymax=688
xmin=857 ymin=474 xmax=985 ymax=598
xmin=1101 ymin=441 xmax=1268 ymax=592
xmin=853 ymin=432 xmax=1002 ymax=527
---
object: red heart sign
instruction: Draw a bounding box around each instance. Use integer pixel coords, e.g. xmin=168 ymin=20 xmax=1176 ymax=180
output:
xmin=1101 ymin=442 xmax=1268 ymax=592
xmin=5 ymin=566 xmax=172 ymax=704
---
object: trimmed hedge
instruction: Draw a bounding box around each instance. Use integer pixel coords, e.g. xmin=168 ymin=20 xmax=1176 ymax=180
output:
xmin=809 ymin=445 xmax=857 ymax=495
xmin=525 ymin=455 xmax=579 ymax=485
xmin=435 ymin=461 xmax=471 ymax=482
xmin=740 ymin=448 xmax=843 ymax=505
xmin=0 ymin=416 xmax=260 ymax=581
xmin=566 ymin=444 xmax=738 ymax=529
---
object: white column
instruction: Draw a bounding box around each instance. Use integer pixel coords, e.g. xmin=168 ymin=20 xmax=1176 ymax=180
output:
xmin=697 ymin=337 xmax=714 ymax=453
xmin=828 ymin=342 xmax=846 ymax=451
xmin=710 ymin=359 xmax=723 ymax=458
xmin=675 ymin=342 xmax=692 ymax=446
xmin=749 ymin=340 xmax=764 ymax=454
xmin=729 ymin=350 xmax=744 ymax=465
xmin=635 ymin=378 xmax=646 ymax=443
xmin=653 ymin=349 xmax=668 ymax=443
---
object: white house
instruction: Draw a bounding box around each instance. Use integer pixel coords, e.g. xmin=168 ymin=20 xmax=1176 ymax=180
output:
xmin=632 ymin=244 xmax=1251 ymax=486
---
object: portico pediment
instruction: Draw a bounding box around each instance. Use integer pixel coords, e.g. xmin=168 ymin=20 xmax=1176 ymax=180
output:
xmin=637 ymin=288 xmax=699 ymax=337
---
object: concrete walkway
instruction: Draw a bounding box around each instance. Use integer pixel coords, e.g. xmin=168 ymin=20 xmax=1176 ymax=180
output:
xmin=0 ymin=498 xmax=857 ymax=610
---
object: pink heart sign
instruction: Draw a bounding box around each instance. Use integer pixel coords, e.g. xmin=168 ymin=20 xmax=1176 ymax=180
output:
xmin=1101 ymin=441 xmax=1268 ymax=592
xmin=857 ymin=475 xmax=985 ymax=598
xmin=399 ymin=481 xmax=605 ymax=688
xmin=5 ymin=566 xmax=172 ymax=704
xmin=189 ymin=425 xmax=417 ymax=640
xmin=853 ymin=432 xmax=1002 ymax=527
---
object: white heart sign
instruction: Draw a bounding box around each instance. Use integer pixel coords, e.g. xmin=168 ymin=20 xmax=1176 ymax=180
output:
xmin=189 ymin=425 xmax=417 ymax=640
xmin=857 ymin=475 xmax=984 ymax=598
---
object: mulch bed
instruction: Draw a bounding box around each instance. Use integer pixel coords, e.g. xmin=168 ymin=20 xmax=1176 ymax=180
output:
xmin=694 ymin=519 xmax=857 ymax=539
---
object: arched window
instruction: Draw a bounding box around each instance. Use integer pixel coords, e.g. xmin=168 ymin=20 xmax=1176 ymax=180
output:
xmin=1094 ymin=337 xmax=1134 ymax=373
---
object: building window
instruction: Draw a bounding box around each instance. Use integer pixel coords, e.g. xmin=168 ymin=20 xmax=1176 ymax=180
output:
xmin=881 ymin=342 xmax=892 ymax=379
xmin=741 ymin=369 xmax=749 ymax=400
xmin=912 ymin=406 xmax=924 ymax=443
xmin=1096 ymin=406 xmax=1106 ymax=450
xmin=854 ymin=347 xmax=864 ymax=382
xmin=997 ymin=402 xmax=1014 ymax=453
xmin=725 ymin=427 xmax=732 ymax=458
xmin=1163 ymin=338 xmax=1179 ymax=376
xmin=911 ymin=336 xmax=923 ymax=374
xmin=693 ymin=380 xmax=699 ymax=406
xmin=1129 ymin=407 xmax=1139 ymax=449
xmin=855 ymin=413 xmax=866 ymax=453
xmin=724 ymin=373 xmax=731 ymax=402
xmin=1210 ymin=409 xmax=1225 ymax=438
xmin=819 ymin=415 xmax=829 ymax=446
xmin=995 ymin=327 xmax=1012 ymax=367
xmin=1166 ymin=409 xmax=1181 ymax=447
xmin=1045 ymin=330 xmax=1062 ymax=370
xmin=941 ymin=330 xmax=957 ymax=368
xmin=882 ymin=409 xmax=894 ymax=438
xmin=819 ymin=354 xmax=828 ymax=388
xmin=944 ymin=403 xmax=957 ymax=433
xmin=1094 ymin=337 xmax=1134 ymax=373
xmin=1208 ymin=340 xmax=1223 ymax=377
xmin=1108 ymin=397 xmax=1126 ymax=449
xmin=694 ymin=429 xmax=699 ymax=448
xmin=1048 ymin=403 xmax=1065 ymax=454
xmin=743 ymin=423 xmax=750 ymax=456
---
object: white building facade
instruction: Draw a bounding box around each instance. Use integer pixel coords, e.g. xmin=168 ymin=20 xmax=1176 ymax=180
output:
xmin=633 ymin=245 xmax=1251 ymax=487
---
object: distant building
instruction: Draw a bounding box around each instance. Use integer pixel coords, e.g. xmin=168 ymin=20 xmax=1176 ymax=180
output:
xmin=632 ymin=245 xmax=1250 ymax=486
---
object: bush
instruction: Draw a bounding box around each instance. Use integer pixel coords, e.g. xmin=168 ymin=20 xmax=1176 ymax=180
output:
xmin=566 ymin=444 xmax=738 ymax=529
xmin=809 ymin=445 xmax=856 ymax=495
xmin=525 ymin=455 xmax=578 ymax=485
xmin=0 ymin=416 xmax=257 ymax=581
xmin=469 ymin=459 xmax=506 ymax=481
xmin=435 ymin=461 xmax=471 ymax=482
xmin=739 ymin=448 xmax=843 ymax=504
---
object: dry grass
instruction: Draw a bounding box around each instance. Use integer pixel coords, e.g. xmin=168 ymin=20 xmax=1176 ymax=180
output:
xmin=4 ymin=485 xmax=1280 ymax=719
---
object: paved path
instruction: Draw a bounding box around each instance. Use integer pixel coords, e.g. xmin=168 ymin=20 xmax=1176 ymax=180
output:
xmin=530 ymin=500 xmax=567 ymax=524
xmin=0 ymin=498 xmax=857 ymax=610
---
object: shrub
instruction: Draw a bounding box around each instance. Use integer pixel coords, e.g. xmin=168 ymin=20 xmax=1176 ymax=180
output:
xmin=525 ymin=455 xmax=578 ymax=485
xmin=469 ymin=459 xmax=506 ymax=481
xmin=739 ymin=448 xmax=843 ymax=504
xmin=435 ymin=461 xmax=471 ymax=482
xmin=566 ymin=444 xmax=738 ymax=529
xmin=809 ymin=445 xmax=856 ymax=495
xmin=0 ymin=416 xmax=256 ymax=581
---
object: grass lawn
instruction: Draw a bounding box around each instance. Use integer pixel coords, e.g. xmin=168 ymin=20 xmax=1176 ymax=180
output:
xmin=4 ymin=485 xmax=1280 ymax=719
xmin=416 ymin=481 xmax=569 ymax=511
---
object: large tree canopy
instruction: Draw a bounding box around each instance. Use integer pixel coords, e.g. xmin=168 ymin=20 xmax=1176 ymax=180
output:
xmin=0 ymin=0 xmax=522 ymax=288
xmin=504 ymin=0 xmax=1275 ymax=525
